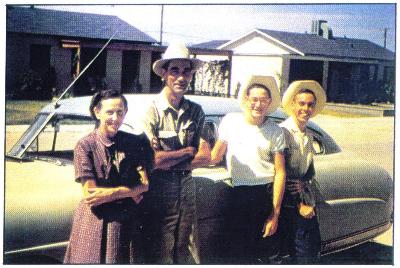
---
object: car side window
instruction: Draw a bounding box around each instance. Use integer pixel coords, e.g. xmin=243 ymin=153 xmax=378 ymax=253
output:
xmin=203 ymin=117 xmax=227 ymax=167
xmin=307 ymin=130 xmax=325 ymax=155
xmin=202 ymin=120 xmax=217 ymax=148
xmin=312 ymin=138 xmax=324 ymax=155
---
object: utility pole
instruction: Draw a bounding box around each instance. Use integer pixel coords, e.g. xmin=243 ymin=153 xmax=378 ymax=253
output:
xmin=384 ymin=28 xmax=388 ymax=48
xmin=159 ymin=5 xmax=164 ymax=45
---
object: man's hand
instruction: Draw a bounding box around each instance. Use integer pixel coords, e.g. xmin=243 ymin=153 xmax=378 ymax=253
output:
xmin=151 ymin=137 xmax=161 ymax=151
xmin=184 ymin=146 xmax=197 ymax=157
xmin=298 ymin=203 xmax=315 ymax=219
xmin=262 ymin=213 xmax=279 ymax=238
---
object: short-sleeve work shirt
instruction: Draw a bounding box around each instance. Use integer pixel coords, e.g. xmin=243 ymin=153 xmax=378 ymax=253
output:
xmin=142 ymin=92 xmax=205 ymax=170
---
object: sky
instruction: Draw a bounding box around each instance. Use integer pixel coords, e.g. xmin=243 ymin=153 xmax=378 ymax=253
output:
xmin=23 ymin=3 xmax=396 ymax=52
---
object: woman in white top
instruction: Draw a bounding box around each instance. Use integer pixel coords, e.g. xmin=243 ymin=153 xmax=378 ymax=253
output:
xmin=278 ymin=80 xmax=326 ymax=264
xmin=210 ymin=75 xmax=286 ymax=263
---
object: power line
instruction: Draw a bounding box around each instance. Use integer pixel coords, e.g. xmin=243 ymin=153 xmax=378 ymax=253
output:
xmin=159 ymin=5 xmax=164 ymax=45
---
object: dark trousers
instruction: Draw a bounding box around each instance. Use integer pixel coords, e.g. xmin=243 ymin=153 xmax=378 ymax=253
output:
xmin=227 ymin=183 xmax=278 ymax=264
xmin=143 ymin=170 xmax=196 ymax=264
xmin=278 ymin=206 xmax=321 ymax=264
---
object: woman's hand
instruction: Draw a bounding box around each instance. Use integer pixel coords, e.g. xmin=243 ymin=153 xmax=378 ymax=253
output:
xmin=262 ymin=213 xmax=279 ymax=238
xmin=85 ymin=187 xmax=118 ymax=207
xmin=130 ymin=184 xmax=149 ymax=204
xmin=85 ymin=184 xmax=149 ymax=206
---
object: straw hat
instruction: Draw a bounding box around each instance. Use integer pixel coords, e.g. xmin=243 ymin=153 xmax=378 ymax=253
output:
xmin=282 ymin=80 xmax=326 ymax=117
xmin=238 ymin=75 xmax=281 ymax=115
xmin=152 ymin=42 xmax=203 ymax=77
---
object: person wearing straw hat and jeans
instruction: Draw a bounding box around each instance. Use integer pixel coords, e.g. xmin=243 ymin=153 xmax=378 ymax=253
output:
xmin=278 ymin=80 xmax=326 ymax=264
xmin=210 ymin=75 xmax=286 ymax=263
xmin=142 ymin=42 xmax=210 ymax=264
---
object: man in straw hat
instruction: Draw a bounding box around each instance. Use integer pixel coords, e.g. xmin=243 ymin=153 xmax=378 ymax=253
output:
xmin=209 ymin=75 xmax=286 ymax=263
xmin=278 ymin=80 xmax=326 ymax=264
xmin=142 ymin=42 xmax=210 ymax=264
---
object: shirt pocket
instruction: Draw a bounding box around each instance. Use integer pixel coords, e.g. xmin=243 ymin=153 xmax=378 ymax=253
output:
xmin=179 ymin=121 xmax=197 ymax=147
xmin=159 ymin=130 xmax=180 ymax=150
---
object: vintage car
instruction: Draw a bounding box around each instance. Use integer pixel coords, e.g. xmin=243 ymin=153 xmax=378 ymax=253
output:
xmin=4 ymin=94 xmax=393 ymax=264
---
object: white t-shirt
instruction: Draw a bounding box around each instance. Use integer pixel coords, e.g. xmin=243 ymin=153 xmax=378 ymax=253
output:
xmin=218 ymin=112 xmax=286 ymax=186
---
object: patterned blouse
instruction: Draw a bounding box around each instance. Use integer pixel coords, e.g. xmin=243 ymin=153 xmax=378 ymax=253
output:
xmin=74 ymin=129 xmax=153 ymax=187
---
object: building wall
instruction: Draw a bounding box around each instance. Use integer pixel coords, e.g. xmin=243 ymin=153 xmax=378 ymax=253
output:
xmin=106 ymin=49 xmax=122 ymax=90
xmin=223 ymin=33 xmax=290 ymax=96
xmin=138 ymin=50 xmax=152 ymax=92
xmin=230 ymin=55 xmax=284 ymax=96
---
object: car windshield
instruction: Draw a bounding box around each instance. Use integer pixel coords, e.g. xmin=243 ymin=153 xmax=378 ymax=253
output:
xmin=6 ymin=113 xmax=134 ymax=163
xmin=7 ymin=114 xmax=93 ymax=162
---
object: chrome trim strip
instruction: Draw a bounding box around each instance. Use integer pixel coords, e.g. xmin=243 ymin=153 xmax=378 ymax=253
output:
xmin=325 ymin=197 xmax=386 ymax=205
xmin=4 ymin=241 xmax=68 ymax=255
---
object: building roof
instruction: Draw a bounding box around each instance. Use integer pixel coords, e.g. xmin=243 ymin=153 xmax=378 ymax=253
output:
xmin=256 ymin=28 xmax=394 ymax=61
xmin=191 ymin=40 xmax=230 ymax=49
xmin=6 ymin=6 xmax=157 ymax=43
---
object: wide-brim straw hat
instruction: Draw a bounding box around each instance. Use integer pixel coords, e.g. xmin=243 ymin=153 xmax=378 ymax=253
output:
xmin=238 ymin=75 xmax=281 ymax=115
xmin=282 ymin=80 xmax=327 ymax=117
xmin=152 ymin=42 xmax=203 ymax=77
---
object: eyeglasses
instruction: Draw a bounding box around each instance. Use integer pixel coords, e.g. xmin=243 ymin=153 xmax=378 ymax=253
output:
xmin=248 ymin=97 xmax=271 ymax=105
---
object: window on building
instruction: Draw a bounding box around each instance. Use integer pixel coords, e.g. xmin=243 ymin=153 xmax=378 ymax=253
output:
xmin=150 ymin=51 xmax=163 ymax=92
xmin=30 ymin=44 xmax=51 ymax=75
xmin=383 ymin=66 xmax=395 ymax=83
xmin=121 ymin=50 xmax=141 ymax=93
xmin=368 ymin=65 xmax=377 ymax=80
xmin=80 ymin=47 xmax=107 ymax=77
xmin=73 ymin=47 xmax=108 ymax=96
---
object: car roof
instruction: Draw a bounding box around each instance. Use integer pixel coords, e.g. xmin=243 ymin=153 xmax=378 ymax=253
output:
xmin=41 ymin=94 xmax=243 ymax=118
xmin=40 ymin=93 xmax=325 ymax=134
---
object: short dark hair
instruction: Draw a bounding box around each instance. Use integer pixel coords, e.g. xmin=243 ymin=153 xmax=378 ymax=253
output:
xmin=296 ymin=88 xmax=316 ymax=101
xmin=89 ymin=89 xmax=128 ymax=122
xmin=247 ymin=83 xmax=271 ymax=98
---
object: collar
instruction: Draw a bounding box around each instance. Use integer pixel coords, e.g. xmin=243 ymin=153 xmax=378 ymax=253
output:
xmin=155 ymin=90 xmax=190 ymax=113
xmin=95 ymin=129 xmax=115 ymax=148
xmin=282 ymin=116 xmax=307 ymax=135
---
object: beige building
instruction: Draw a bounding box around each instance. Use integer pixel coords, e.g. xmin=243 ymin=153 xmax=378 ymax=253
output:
xmin=196 ymin=20 xmax=395 ymax=103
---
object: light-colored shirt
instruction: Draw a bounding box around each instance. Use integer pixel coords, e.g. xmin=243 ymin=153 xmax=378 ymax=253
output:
xmin=218 ymin=112 xmax=286 ymax=186
xmin=279 ymin=116 xmax=314 ymax=179
xmin=142 ymin=91 xmax=205 ymax=170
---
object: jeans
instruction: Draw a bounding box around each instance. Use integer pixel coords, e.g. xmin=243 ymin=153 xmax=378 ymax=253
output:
xmin=143 ymin=170 xmax=196 ymax=264
xmin=278 ymin=206 xmax=321 ymax=264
